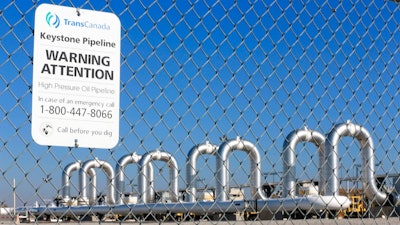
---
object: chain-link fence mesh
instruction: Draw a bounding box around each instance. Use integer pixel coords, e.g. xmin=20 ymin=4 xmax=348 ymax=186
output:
xmin=0 ymin=0 xmax=400 ymax=224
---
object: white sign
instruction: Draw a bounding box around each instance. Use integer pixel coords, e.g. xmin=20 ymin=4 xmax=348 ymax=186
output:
xmin=32 ymin=4 xmax=120 ymax=149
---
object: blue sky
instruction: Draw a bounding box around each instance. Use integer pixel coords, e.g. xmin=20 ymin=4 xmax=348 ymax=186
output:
xmin=0 ymin=0 xmax=399 ymax=206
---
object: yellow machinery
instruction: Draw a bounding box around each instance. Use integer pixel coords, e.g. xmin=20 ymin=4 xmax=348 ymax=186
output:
xmin=342 ymin=194 xmax=366 ymax=217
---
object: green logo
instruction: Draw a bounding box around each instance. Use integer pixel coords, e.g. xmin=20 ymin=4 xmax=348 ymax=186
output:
xmin=46 ymin=12 xmax=60 ymax=28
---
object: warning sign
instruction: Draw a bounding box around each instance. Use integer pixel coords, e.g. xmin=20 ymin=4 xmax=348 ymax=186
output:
xmin=32 ymin=4 xmax=120 ymax=149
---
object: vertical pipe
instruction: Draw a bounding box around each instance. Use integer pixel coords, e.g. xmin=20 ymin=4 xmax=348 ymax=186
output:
xmin=115 ymin=153 xmax=155 ymax=205
xmin=62 ymin=162 xmax=80 ymax=203
xmin=62 ymin=162 xmax=97 ymax=205
xmin=325 ymin=121 xmax=387 ymax=204
xmin=216 ymin=137 xmax=267 ymax=201
xmin=115 ymin=154 xmax=139 ymax=204
xmin=87 ymin=169 xmax=97 ymax=205
xmin=186 ymin=142 xmax=218 ymax=202
xmin=282 ymin=128 xmax=325 ymax=197
xmin=138 ymin=150 xmax=179 ymax=203
xmin=79 ymin=159 xmax=116 ymax=205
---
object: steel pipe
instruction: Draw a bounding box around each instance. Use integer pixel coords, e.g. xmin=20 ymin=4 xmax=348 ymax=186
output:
xmin=186 ymin=142 xmax=218 ymax=202
xmin=282 ymin=128 xmax=325 ymax=197
xmin=255 ymin=195 xmax=351 ymax=212
xmin=115 ymin=153 xmax=154 ymax=204
xmin=325 ymin=121 xmax=387 ymax=204
xmin=79 ymin=159 xmax=116 ymax=205
xmin=61 ymin=161 xmax=96 ymax=205
xmin=216 ymin=137 xmax=267 ymax=201
xmin=29 ymin=196 xmax=350 ymax=218
xmin=29 ymin=200 xmax=247 ymax=217
xmin=138 ymin=150 xmax=179 ymax=203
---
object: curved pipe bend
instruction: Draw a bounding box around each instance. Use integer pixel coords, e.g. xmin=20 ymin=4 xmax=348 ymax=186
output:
xmin=115 ymin=153 xmax=154 ymax=205
xmin=62 ymin=162 xmax=96 ymax=205
xmin=186 ymin=142 xmax=218 ymax=202
xmin=138 ymin=151 xmax=179 ymax=203
xmin=282 ymin=128 xmax=325 ymax=198
xmin=79 ymin=159 xmax=116 ymax=205
xmin=216 ymin=137 xmax=267 ymax=201
xmin=325 ymin=121 xmax=387 ymax=204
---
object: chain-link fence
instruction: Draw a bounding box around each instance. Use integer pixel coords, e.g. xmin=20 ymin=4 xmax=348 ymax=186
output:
xmin=0 ymin=0 xmax=399 ymax=224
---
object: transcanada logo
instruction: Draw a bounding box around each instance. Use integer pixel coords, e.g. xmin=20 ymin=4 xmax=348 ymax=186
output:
xmin=63 ymin=18 xmax=111 ymax=30
xmin=46 ymin=12 xmax=60 ymax=28
xmin=45 ymin=12 xmax=110 ymax=30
